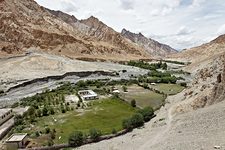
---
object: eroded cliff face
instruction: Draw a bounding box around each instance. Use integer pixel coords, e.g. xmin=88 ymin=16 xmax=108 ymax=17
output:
xmin=171 ymin=53 xmax=225 ymax=115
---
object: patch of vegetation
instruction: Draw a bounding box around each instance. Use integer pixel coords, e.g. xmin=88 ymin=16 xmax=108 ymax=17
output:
xmin=149 ymin=84 xmax=185 ymax=95
xmin=68 ymin=131 xmax=84 ymax=147
xmin=163 ymin=60 xmax=191 ymax=65
xmin=120 ymin=85 xmax=165 ymax=109
xmin=127 ymin=60 xmax=167 ymax=70
xmin=17 ymin=98 xmax=136 ymax=145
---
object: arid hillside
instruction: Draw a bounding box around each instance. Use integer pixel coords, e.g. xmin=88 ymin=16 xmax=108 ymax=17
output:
xmin=121 ymin=29 xmax=177 ymax=57
xmin=0 ymin=0 xmax=154 ymax=61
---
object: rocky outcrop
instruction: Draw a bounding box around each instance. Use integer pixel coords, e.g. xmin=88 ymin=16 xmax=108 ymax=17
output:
xmin=121 ymin=29 xmax=177 ymax=57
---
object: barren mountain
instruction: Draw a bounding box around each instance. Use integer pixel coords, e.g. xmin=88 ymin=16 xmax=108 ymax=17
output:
xmin=0 ymin=0 xmax=151 ymax=61
xmin=169 ymin=34 xmax=225 ymax=65
xmin=121 ymin=29 xmax=177 ymax=57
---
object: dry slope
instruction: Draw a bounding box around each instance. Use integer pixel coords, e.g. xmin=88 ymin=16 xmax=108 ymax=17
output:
xmin=0 ymin=0 xmax=151 ymax=61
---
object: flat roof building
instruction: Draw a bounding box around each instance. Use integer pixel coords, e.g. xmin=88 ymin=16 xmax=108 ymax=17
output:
xmin=78 ymin=90 xmax=98 ymax=101
xmin=5 ymin=133 xmax=28 ymax=150
xmin=0 ymin=109 xmax=13 ymax=126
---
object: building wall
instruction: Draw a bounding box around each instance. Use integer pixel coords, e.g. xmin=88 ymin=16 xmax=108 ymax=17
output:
xmin=0 ymin=109 xmax=13 ymax=125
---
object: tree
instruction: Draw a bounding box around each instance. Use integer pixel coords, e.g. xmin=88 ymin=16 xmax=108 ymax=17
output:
xmin=89 ymin=128 xmax=102 ymax=142
xmin=143 ymin=83 xmax=149 ymax=89
xmin=162 ymin=63 xmax=167 ymax=70
xmin=45 ymin=127 xmax=51 ymax=134
xmin=42 ymin=107 xmax=48 ymax=116
xmin=138 ymin=107 xmax=154 ymax=122
xmin=27 ymin=106 xmax=35 ymax=117
xmin=36 ymin=109 xmax=42 ymax=117
xmin=14 ymin=115 xmax=23 ymax=126
xmin=35 ymin=131 xmax=40 ymax=137
xmin=50 ymin=131 xmax=56 ymax=140
xmin=49 ymin=107 xmax=55 ymax=115
xmin=131 ymin=99 xmax=136 ymax=107
xmin=111 ymin=128 xmax=117 ymax=134
xmin=122 ymin=118 xmax=133 ymax=131
xmin=122 ymin=86 xmax=128 ymax=92
xmin=68 ymin=131 xmax=84 ymax=147
xmin=130 ymin=113 xmax=144 ymax=128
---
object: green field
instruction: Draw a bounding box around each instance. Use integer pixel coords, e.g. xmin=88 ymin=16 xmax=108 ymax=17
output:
xmin=25 ymin=98 xmax=136 ymax=144
xmin=119 ymin=85 xmax=165 ymax=109
xmin=149 ymin=84 xmax=185 ymax=95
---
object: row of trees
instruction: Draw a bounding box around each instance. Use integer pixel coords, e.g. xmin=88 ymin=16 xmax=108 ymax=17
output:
xmin=122 ymin=107 xmax=154 ymax=131
xmin=68 ymin=128 xmax=103 ymax=147
xmin=127 ymin=60 xmax=167 ymax=70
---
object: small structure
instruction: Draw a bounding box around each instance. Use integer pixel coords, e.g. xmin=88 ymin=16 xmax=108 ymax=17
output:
xmin=112 ymin=89 xmax=120 ymax=94
xmin=5 ymin=133 xmax=28 ymax=150
xmin=151 ymin=83 xmax=156 ymax=85
xmin=78 ymin=90 xmax=98 ymax=101
xmin=0 ymin=109 xmax=13 ymax=126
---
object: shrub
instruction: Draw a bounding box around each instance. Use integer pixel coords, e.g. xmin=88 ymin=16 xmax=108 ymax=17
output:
xmin=111 ymin=128 xmax=117 ymax=134
xmin=122 ymin=86 xmax=128 ymax=92
xmin=68 ymin=131 xmax=84 ymax=147
xmin=27 ymin=106 xmax=36 ymax=117
xmin=130 ymin=113 xmax=144 ymax=128
xmin=89 ymin=128 xmax=102 ymax=142
xmin=131 ymin=99 xmax=136 ymax=107
xmin=49 ymin=107 xmax=55 ymax=115
xmin=138 ymin=107 xmax=154 ymax=122
xmin=122 ymin=118 xmax=133 ymax=131
xmin=180 ymin=82 xmax=187 ymax=87
xmin=45 ymin=127 xmax=51 ymax=134
xmin=42 ymin=107 xmax=48 ymax=116
xmin=36 ymin=109 xmax=42 ymax=117
xmin=143 ymin=83 xmax=149 ymax=89
xmin=50 ymin=131 xmax=56 ymax=140
xmin=35 ymin=131 xmax=40 ymax=137
xmin=14 ymin=115 xmax=23 ymax=126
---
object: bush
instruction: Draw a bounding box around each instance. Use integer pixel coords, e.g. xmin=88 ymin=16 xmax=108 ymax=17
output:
xmin=68 ymin=131 xmax=84 ymax=147
xmin=130 ymin=113 xmax=144 ymax=128
xmin=111 ymin=128 xmax=117 ymax=134
xmin=35 ymin=131 xmax=40 ymax=137
xmin=122 ymin=118 xmax=133 ymax=131
xmin=180 ymin=82 xmax=187 ymax=87
xmin=143 ymin=83 xmax=149 ymax=89
xmin=122 ymin=86 xmax=127 ymax=92
xmin=49 ymin=107 xmax=55 ymax=115
xmin=138 ymin=107 xmax=154 ymax=122
xmin=122 ymin=113 xmax=144 ymax=130
xmin=131 ymin=99 xmax=136 ymax=107
xmin=14 ymin=115 xmax=23 ymax=126
xmin=42 ymin=107 xmax=48 ymax=116
xmin=45 ymin=127 xmax=51 ymax=134
xmin=50 ymin=131 xmax=56 ymax=140
xmin=89 ymin=128 xmax=102 ymax=142
xmin=36 ymin=109 xmax=42 ymax=117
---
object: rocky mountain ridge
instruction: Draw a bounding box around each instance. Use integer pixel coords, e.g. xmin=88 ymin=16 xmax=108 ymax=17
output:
xmin=121 ymin=29 xmax=177 ymax=57
xmin=0 ymin=0 xmax=151 ymax=61
xmin=0 ymin=0 xmax=179 ymax=61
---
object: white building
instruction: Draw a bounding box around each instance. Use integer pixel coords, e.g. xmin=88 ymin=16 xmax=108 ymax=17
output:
xmin=78 ymin=90 xmax=98 ymax=101
xmin=5 ymin=133 xmax=28 ymax=150
xmin=0 ymin=109 xmax=13 ymax=126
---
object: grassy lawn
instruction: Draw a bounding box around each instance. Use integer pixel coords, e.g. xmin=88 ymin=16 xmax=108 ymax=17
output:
xmin=27 ymin=98 xmax=136 ymax=144
xmin=119 ymin=85 xmax=165 ymax=109
xmin=149 ymin=84 xmax=185 ymax=95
